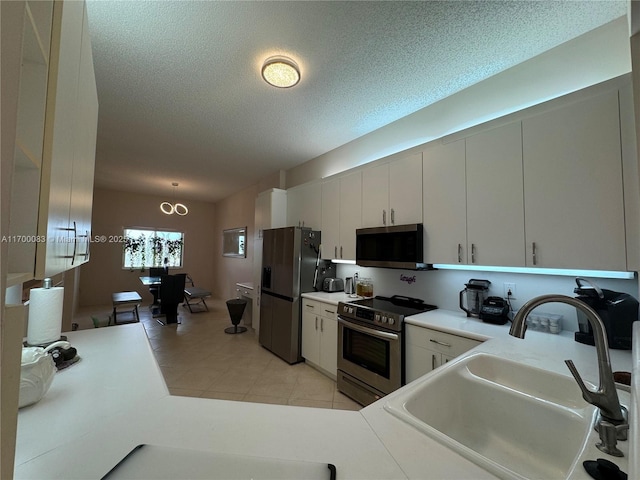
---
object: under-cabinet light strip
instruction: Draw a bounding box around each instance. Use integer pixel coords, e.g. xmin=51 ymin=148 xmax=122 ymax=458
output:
xmin=432 ymin=264 xmax=635 ymax=279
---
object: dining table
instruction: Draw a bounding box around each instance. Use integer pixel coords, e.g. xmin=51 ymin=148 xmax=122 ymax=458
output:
xmin=139 ymin=276 xmax=162 ymax=307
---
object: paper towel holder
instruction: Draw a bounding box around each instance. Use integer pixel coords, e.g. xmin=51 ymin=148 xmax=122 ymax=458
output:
xmin=26 ymin=278 xmax=66 ymax=347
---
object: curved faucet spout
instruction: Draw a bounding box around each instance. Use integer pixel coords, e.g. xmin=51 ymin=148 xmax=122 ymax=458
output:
xmin=510 ymin=294 xmax=625 ymax=425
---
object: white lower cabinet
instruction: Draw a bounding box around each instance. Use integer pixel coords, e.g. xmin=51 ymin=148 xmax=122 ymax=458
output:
xmin=405 ymin=324 xmax=482 ymax=383
xmin=301 ymin=299 xmax=337 ymax=378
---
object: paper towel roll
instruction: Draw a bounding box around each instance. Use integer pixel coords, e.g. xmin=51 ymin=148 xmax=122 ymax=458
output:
xmin=27 ymin=286 xmax=64 ymax=345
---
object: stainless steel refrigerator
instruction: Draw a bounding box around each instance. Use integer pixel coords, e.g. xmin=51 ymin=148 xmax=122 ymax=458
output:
xmin=259 ymin=226 xmax=334 ymax=364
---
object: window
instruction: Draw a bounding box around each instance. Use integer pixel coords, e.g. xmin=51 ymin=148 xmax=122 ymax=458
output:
xmin=123 ymin=228 xmax=184 ymax=269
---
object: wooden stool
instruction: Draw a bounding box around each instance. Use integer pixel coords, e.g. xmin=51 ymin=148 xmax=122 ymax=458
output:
xmin=112 ymin=291 xmax=142 ymax=324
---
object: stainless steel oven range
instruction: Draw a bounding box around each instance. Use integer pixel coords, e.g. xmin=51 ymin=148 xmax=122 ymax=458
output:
xmin=337 ymin=295 xmax=437 ymax=406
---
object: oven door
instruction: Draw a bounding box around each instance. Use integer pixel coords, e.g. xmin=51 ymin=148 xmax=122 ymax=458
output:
xmin=337 ymin=317 xmax=402 ymax=396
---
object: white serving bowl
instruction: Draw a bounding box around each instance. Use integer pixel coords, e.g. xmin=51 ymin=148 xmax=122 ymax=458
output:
xmin=19 ymin=341 xmax=69 ymax=408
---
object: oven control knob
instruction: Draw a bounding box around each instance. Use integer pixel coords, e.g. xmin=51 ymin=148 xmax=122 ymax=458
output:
xmin=388 ymin=318 xmax=395 ymax=325
xmin=349 ymin=307 xmax=354 ymax=314
xmin=382 ymin=316 xmax=388 ymax=323
xmin=375 ymin=313 xmax=380 ymax=322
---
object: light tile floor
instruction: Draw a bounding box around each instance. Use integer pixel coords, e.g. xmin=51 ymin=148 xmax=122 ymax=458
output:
xmin=78 ymin=299 xmax=361 ymax=411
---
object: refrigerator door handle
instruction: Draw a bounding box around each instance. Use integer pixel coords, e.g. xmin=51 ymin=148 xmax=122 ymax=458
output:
xmin=313 ymin=243 xmax=322 ymax=291
xmin=262 ymin=266 xmax=272 ymax=289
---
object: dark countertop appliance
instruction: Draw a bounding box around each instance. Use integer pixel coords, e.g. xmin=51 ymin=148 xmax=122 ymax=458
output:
xmin=260 ymin=227 xmax=334 ymax=364
xmin=573 ymin=277 xmax=638 ymax=350
xmin=337 ymin=295 xmax=437 ymax=406
xmin=355 ymin=223 xmax=432 ymax=270
xmin=459 ymin=279 xmax=491 ymax=317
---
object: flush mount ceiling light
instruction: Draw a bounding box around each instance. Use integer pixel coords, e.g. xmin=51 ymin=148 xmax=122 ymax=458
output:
xmin=160 ymin=182 xmax=188 ymax=216
xmin=261 ymin=56 xmax=300 ymax=88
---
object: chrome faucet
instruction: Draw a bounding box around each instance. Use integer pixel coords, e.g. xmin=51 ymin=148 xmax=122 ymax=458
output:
xmin=510 ymin=294 xmax=628 ymax=453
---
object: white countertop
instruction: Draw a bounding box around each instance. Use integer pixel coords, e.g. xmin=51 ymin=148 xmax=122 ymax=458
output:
xmin=14 ymin=324 xmax=404 ymax=480
xmin=14 ymin=311 xmax=638 ymax=479
xmin=301 ymin=291 xmax=363 ymax=305
xmin=236 ymin=281 xmax=254 ymax=290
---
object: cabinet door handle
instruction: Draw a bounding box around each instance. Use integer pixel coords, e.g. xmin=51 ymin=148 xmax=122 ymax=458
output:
xmin=325 ymin=309 xmax=334 ymax=315
xmin=429 ymin=338 xmax=452 ymax=348
xmin=65 ymin=221 xmax=78 ymax=264
xmin=457 ymin=243 xmax=462 ymax=263
xmin=532 ymin=242 xmax=537 ymax=266
xmin=315 ymin=316 xmax=318 ymax=330
xmin=321 ymin=317 xmax=324 ymax=332
xmin=71 ymin=221 xmax=78 ymax=265
xmin=81 ymin=230 xmax=90 ymax=260
xmin=471 ymin=243 xmax=476 ymax=264
xmin=432 ymin=354 xmax=437 ymax=370
xmin=340 ymin=246 xmax=343 ymax=258
xmin=390 ymin=208 xmax=395 ymax=224
xmin=334 ymin=246 xmax=337 ymax=258
xmin=382 ymin=209 xmax=387 ymax=225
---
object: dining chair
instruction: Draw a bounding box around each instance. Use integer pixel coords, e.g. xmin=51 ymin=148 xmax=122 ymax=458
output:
xmin=158 ymin=273 xmax=187 ymax=325
xmin=183 ymin=274 xmax=212 ymax=313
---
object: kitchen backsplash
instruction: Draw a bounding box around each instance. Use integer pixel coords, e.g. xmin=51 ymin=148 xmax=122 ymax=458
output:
xmin=335 ymin=264 xmax=638 ymax=333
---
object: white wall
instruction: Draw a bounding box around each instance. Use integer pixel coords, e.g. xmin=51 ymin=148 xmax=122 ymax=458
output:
xmin=336 ymin=264 xmax=638 ymax=333
xmin=286 ymin=17 xmax=632 ymax=188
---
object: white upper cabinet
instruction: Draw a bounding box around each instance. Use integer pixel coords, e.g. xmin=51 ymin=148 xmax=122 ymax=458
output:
xmin=466 ymin=122 xmax=525 ymax=266
xmin=619 ymin=83 xmax=640 ymax=271
xmin=320 ymin=178 xmax=341 ymax=259
xmin=362 ymin=153 xmax=422 ymax=227
xmin=362 ymin=163 xmax=390 ymax=228
xmin=6 ymin=0 xmax=54 ymax=286
xmin=423 ymin=123 xmax=525 ymax=267
xmin=67 ymin=10 xmax=97 ymax=268
xmin=423 ymin=140 xmax=467 ymax=264
xmin=423 ymin=79 xmax=632 ymax=272
xmin=389 ymin=153 xmax=423 ymax=225
xmin=321 ymin=171 xmax=362 ymax=260
xmin=286 ymin=181 xmax=321 ymax=229
xmin=339 ymin=171 xmax=362 ymax=259
xmin=36 ymin=0 xmax=98 ymax=279
xmin=522 ymin=90 xmax=626 ymax=270
xmin=254 ymin=188 xmax=287 ymax=240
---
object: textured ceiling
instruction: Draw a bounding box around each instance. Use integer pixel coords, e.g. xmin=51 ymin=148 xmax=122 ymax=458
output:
xmin=86 ymin=0 xmax=627 ymax=203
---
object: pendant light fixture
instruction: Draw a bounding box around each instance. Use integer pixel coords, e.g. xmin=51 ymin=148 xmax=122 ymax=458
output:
xmin=261 ymin=56 xmax=300 ymax=88
xmin=160 ymin=182 xmax=188 ymax=216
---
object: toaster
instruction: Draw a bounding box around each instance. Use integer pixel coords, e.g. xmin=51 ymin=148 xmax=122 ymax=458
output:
xmin=323 ymin=278 xmax=344 ymax=292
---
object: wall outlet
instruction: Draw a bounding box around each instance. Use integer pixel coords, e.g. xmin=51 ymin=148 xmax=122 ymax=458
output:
xmin=503 ymin=282 xmax=517 ymax=299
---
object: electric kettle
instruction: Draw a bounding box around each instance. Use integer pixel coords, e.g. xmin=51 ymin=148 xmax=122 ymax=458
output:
xmin=345 ymin=277 xmax=355 ymax=295
xmin=459 ymin=279 xmax=491 ymax=317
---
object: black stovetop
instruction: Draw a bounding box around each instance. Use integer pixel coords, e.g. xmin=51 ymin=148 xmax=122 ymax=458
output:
xmin=347 ymin=295 xmax=437 ymax=316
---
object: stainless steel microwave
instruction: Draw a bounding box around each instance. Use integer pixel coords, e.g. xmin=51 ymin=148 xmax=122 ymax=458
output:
xmin=355 ymin=223 xmax=431 ymax=270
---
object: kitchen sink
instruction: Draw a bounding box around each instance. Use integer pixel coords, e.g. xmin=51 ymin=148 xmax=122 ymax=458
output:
xmin=385 ymin=353 xmax=598 ymax=479
xmin=464 ymin=352 xmax=587 ymax=409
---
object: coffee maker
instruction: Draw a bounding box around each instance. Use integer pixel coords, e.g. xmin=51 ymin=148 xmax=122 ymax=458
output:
xmin=459 ymin=279 xmax=491 ymax=317
xmin=573 ymin=277 xmax=638 ymax=350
